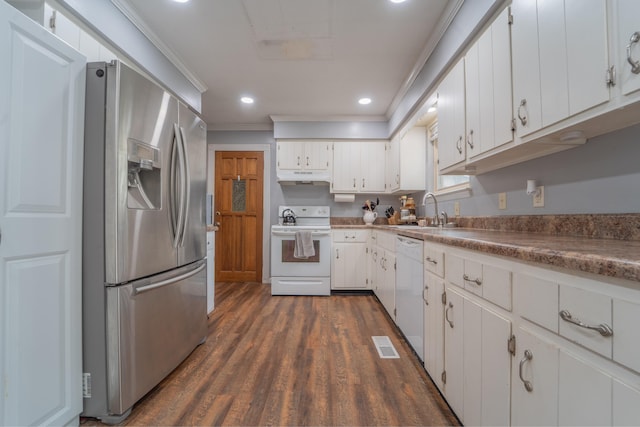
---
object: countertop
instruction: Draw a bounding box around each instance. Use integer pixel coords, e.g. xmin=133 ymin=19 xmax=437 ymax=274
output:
xmin=331 ymin=224 xmax=640 ymax=284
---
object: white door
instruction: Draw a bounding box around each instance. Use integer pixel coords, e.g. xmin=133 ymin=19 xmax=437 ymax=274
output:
xmin=616 ymin=0 xmax=640 ymax=97
xmin=332 ymin=142 xmax=358 ymax=192
xmin=0 ymin=3 xmax=86 ymax=426
xmin=360 ymin=141 xmax=386 ymax=192
xmin=304 ymin=141 xmax=330 ymax=171
xmin=277 ymin=141 xmax=304 ymax=170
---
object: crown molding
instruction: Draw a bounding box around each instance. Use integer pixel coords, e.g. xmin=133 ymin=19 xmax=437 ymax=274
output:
xmin=208 ymin=122 xmax=274 ymax=132
xmin=110 ymin=0 xmax=208 ymax=93
xmin=270 ymin=114 xmax=387 ymax=123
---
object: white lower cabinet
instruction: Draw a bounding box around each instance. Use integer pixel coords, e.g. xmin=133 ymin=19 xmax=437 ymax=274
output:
xmin=511 ymin=326 xmax=559 ymax=427
xmin=444 ymin=286 xmax=465 ymax=418
xmin=613 ymin=378 xmax=640 ymax=426
xmin=430 ymin=245 xmax=640 ymax=426
xmin=331 ymin=229 xmax=370 ymax=290
xmin=558 ymin=350 xmax=611 ymax=426
xmin=371 ymin=231 xmax=396 ymax=320
xmin=423 ymin=272 xmax=445 ymax=393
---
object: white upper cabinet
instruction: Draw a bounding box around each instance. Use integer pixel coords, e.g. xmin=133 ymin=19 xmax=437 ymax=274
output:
xmin=437 ymin=58 xmax=466 ymax=173
xmin=277 ymin=140 xmax=331 ymax=171
xmin=332 ymin=141 xmax=385 ymax=193
xmin=465 ymin=7 xmax=513 ymax=159
xmin=616 ymin=0 xmax=640 ymax=97
xmin=511 ymin=0 xmax=609 ymax=137
xmin=386 ymin=127 xmax=426 ymax=193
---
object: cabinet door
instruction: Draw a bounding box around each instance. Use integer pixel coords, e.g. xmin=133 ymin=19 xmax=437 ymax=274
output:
xmin=612 ymin=297 xmax=640 ymax=373
xmin=565 ymin=0 xmax=609 ymax=116
xmin=444 ymin=287 xmax=464 ymax=419
xmin=478 ymin=28 xmax=495 ymax=155
xmin=511 ymin=326 xmax=559 ymax=426
xmin=384 ymin=251 xmax=396 ymax=319
xmin=424 ymin=273 xmax=445 ymax=393
xmin=616 ymin=0 xmax=640 ymax=97
xmin=332 ymin=142 xmax=358 ymax=192
xmin=491 ymin=7 xmax=514 ymax=149
xmin=304 ymin=141 xmax=330 ymax=171
xmin=438 ymin=59 xmax=466 ymax=171
xmin=511 ymin=0 xmax=543 ymax=136
xmin=332 ymin=242 xmax=368 ymax=289
xmin=277 ymin=141 xmax=304 ymax=170
xmin=463 ymin=298 xmax=482 ymax=426
xmin=481 ymin=307 xmax=511 ymax=427
xmin=0 ymin=4 xmax=86 ymax=425
xmin=398 ymin=127 xmax=426 ymax=192
xmin=538 ymin=0 xmax=570 ymax=127
xmin=465 ymin=40 xmax=481 ymax=159
xmin=386 ymin=138 xmax=400 ymax=192
xmin=613 ymin=378 xmax=640 ymax=426
xmin=558 ymin=350 xmax=612 ymax=426
xmin=360 ymin=141 xmax=386 ymax=192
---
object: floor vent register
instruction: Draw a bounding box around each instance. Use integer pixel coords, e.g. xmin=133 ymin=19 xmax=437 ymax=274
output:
xmin=372 ymin=336 xmax=400 ymax=359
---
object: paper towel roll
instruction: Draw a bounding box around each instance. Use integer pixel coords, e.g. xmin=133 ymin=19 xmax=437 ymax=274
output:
xmin=334 ymin=194 xmax=356 ymax=203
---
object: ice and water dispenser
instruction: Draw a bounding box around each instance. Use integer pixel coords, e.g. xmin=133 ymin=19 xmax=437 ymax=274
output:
xmin=127 ymin=139 xmax=161 ymax=209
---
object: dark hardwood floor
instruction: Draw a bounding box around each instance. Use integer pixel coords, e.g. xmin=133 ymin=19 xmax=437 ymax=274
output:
xmin=82 ymin=282 xmax=459 ymax=426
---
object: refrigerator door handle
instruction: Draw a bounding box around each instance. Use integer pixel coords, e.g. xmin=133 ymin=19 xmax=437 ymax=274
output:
xmin=170 ymin=125 xmax=180 ymax=247
xmin=172 ymin=123 xmax=187 ymax=248
xmin=178 ymin=125 xmax=191 ymax=247
xmin=134 ymin=261 xmax=206 ymax=294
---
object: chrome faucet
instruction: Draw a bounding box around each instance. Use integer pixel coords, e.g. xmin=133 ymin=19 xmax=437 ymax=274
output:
xmin=421 ymin=192 xmax=440 ymax=226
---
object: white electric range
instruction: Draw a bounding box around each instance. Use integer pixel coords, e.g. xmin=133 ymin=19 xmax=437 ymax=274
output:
xmin=270 ymin=206 xmax=331 ymax=295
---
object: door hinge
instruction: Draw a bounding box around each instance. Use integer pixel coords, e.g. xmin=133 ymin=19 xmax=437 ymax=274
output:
xmin=394 ymin=261 xmax=397 ymax=270
xmin=511 ymin=117 xmax=517 ymax=132
xmin=606 ymin=65 xmax=616 ymax=87
xmin=82 ymin=373 xmax=92 ymax=398
xmin=508 ymin=11 xmax=513 ymax=25
xmin=49 ymin=10 xmax=57 ymax=32
xmin=366 ymin=278 xmax=369 ymax=285
xmin=394 ymin=308 xmax=397 ymax=317
xmin=441 ymin=370 xmax=447 ymax=384
xmin=441 ymin=291 xmax=447 ymax=305
xmin=508 ymin=334 xmax=516 ymax=356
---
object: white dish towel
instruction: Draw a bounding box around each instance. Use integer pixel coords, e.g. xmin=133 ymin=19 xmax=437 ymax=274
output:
xmin=294 ymin=231 xmax=315 ymax=259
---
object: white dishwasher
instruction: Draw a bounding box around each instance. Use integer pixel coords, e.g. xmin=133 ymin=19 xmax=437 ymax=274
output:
xmin=395 ymin=235 xmax=424 ymax=361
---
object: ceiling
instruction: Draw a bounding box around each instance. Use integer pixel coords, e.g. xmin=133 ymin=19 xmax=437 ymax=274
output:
xmin=116 ymin=0 xmax=458 ymax=129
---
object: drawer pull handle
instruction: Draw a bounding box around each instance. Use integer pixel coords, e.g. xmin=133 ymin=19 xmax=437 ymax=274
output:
xmin=425 ymin=256 xmax=438 ymax=265
xmin=559 ymin=310 xmax=613 ymax=337
xmin=519 ymin=350 xmax=534 ymax=392
xmin=445 ymin=302 xmax=454 ymax=328
xmin=463 ymin=274 xmax=482 ymax=286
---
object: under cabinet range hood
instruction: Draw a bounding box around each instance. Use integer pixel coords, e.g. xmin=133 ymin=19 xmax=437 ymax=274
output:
xmin=277 ymin=170 xmax=331 ymax=185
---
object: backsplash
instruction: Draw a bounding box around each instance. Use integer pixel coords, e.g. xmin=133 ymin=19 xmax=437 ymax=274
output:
xmin=332 ymin=214 xmax=640 ymax=241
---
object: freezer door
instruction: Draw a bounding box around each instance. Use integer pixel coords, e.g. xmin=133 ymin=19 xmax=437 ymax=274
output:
xmin=177 ymin=103 xmax=207 ymax=265
xmin=105 ymin=62 xmax=179 ymax=283
xmin=105 ymin=260 xmax=207 ymax=416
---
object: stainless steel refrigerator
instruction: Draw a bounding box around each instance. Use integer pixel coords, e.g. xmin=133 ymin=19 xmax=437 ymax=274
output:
xmin=82 ymin=61 xmax=207 ymax=423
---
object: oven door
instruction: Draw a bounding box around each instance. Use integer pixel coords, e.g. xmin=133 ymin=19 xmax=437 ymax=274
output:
xmin=270 ymin=228 xmax=330 ymax=277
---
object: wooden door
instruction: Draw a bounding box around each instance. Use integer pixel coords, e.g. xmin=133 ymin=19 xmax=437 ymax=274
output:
xmin=0 ymin=3 xmax=86 ymax=425
xmin=214 ymin=151 xmax=263 ymax=282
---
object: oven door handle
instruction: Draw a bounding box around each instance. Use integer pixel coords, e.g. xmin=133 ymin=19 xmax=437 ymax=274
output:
xmin=271 ymin=230 xmax=331 ymax=237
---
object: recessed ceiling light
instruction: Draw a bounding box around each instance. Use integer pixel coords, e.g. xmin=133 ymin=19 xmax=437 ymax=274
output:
xmin=389 ymin=0 xmax=407 ymax=3
xmin=358 ymin=97 xmax=372 ymax=105
xmin=427 ymin=105 xmax=437 ymax=113
xmin=240 ymin=96 xmax=254 ymax=104
xmin=172 ymin=0 xmax=190 ymax=3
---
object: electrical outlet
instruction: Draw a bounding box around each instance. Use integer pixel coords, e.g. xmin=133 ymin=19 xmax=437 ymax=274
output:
xmin=533 ymin=186 xmax=544 ymax=207
xmin=498 ymin=192 xmax=507 ymax=210
xmin=454 ymin=202 xmax=460 ymax=216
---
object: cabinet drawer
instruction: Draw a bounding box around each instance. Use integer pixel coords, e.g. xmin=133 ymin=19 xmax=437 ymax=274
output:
xmin=332 ymin=229 xmax=369 ymax=243
xmin=482 ymin=264 xmax=512 ymax=311
xmin=423 ymin=244 xmax=444 ymax=278
xmin=377 ymin=231 xmax=396 ymax=252
xmin=514 ymin=273 xmax=559 ymax=332
xmin=446 ymin=252 xmax=512 ymax=310
xmin=559 ymin=285 xmax=612 ymax=358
